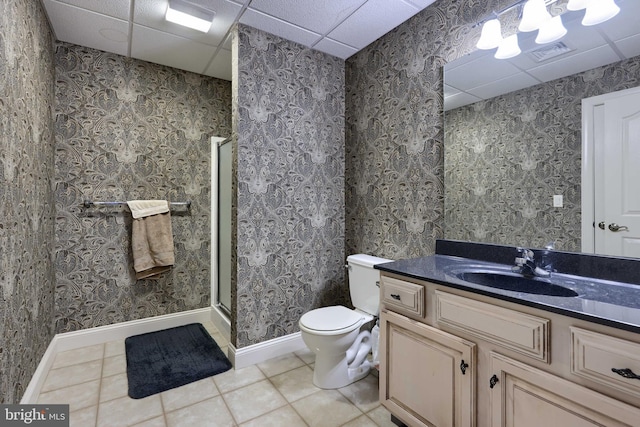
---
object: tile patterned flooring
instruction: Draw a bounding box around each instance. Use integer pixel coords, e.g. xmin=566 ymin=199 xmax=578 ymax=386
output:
xmin=35 ymin=322 xmax=396 ymax=427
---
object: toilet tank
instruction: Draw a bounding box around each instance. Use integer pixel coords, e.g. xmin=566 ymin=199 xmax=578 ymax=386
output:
xmin=347 ymin=254 xmax=393 ymax=315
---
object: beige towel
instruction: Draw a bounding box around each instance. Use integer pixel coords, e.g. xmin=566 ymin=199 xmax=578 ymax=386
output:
xmin=127 ymin=200 xmax=175 ymax=279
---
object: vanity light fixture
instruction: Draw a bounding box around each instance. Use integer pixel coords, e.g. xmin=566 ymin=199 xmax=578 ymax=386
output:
xmin=495 ymin=34 xmax=522 ymax=59
xmin=581 ymin=0 xmax=620 ymax=26
xmin=476 ymin=0 xmax=619 ymax=59
xmin=518 ymin=0 xmax=552 ymax=32
xmin=476 ymin=18 xmax=503 ymax=50
xmin=165 ymin=0 xmax=215 ymax=33
xmin=535 ymin=15 xmax=567 ymax=44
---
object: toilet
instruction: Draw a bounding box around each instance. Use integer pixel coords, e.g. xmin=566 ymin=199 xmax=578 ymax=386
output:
xmin=299 ymin=254 xmax=392 ymax=389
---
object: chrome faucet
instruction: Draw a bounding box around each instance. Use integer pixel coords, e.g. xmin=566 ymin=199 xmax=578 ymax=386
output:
xmin=512 ymin=247 xmax=551 ymax=277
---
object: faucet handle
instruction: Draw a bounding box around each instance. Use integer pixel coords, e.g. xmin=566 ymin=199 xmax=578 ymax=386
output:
xmin=516 ymin=247 xmax=534 ymax=259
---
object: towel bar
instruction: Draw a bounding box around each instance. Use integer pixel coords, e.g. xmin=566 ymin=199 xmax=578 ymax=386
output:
xmin=83 ymin=200 xmax=191 ymax=209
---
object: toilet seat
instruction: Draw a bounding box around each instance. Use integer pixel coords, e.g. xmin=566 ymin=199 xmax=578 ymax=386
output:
xmin=299 ymin=306 xmax=370 ymax=336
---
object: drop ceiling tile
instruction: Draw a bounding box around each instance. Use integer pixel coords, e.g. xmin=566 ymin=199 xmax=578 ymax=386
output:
xmin=595 ymin=0 xmax=639 ymax=42
xmin=239 ymin=9 xmax=321 ymax=48
xmin=445 ymin=53 xmax=522 ymax=91
xmin=616 ymin=34 xmax=640 ymax=60
xmin=247 ymin=0 xmax=367 ymax=34
xmin=54 ymin=0 xmax=131 ymax=20
xmin=444 ymin=92 xmax=483 ymax=111
xmin=527 ymin=45 xmax=621 ymax=83
xmin=133 ymin=0 xmax=242 ymax=47
xmin=204 ymin=48 xmax=232 ymax=81
xmin=222 ymin=32 xmax=233 ymax=50
xmin=43 ymin=0 xmax=129 ymax=56
xmin=443 ymin=84 xmax=460 ymax=98
xmin=131 ymin=24 xmax=217 ymax=74
xmin=313 ymin=38 xmax=358 ymax=59
xmin=506 ymin=23 xmax=608 ymax=72
xmin=327 ymin=0 xmax=421 ymax=49
xmin=468 ymin=72 xmax=541 ymax=100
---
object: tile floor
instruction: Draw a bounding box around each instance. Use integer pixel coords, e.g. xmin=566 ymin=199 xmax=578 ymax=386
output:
xmin=35 ymin=322 xmax=396 ymax=427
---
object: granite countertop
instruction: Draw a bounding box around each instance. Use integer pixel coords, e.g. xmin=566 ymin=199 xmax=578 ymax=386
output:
xmin=375 ymin=240 xmax=640 ymax=334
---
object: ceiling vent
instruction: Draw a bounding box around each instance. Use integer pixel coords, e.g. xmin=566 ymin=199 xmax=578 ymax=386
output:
xmin=528 ymin=42 xmax=574 ymax=63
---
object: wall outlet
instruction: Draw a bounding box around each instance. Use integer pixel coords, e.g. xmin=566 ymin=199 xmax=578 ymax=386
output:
xmin=553 ymin=195 xmax=563 ymax=207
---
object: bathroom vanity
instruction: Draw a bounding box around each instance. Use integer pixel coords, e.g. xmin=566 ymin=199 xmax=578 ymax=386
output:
xmin=376 ymin=240 xmax=640 ymax=427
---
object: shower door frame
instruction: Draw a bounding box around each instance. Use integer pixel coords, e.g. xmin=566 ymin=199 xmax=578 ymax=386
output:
xmin=211 ymin=136 xmax=232 ymax=334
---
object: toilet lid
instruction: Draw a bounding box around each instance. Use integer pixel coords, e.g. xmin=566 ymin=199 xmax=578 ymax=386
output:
xmin=299 ymin=306 xmax=364 ymax=332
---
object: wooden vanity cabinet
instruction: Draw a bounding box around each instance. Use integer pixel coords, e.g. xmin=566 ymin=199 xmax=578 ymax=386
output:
xmin=379 ymin=310 xmax=476 ymax=427
xmin=489 ymin=352 xmax=640 ymax=427
xmin=378 ymin=273 xmax=640 ymax=427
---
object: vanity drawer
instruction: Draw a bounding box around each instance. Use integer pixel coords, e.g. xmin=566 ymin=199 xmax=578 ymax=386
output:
xmin=571 ymin=327 xmax=640 ymax=399
xmin=380 ymin=276 xmax=425 ymax=318
xmin=435 ymin=291 xmax=549 ymax=362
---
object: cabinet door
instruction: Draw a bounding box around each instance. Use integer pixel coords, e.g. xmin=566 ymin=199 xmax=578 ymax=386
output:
xmin=380 ymin=310 xmax=476 ymax=427
xmin=489 ymin=352 xmax=640 ymax=427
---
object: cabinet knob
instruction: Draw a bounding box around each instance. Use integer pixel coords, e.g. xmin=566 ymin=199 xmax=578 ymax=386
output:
xmin=489 ymin=374 xmax=499 ymax=389
xmin=460 ymin=360 xmax=469 ymax=375
xmin=390 ymin=294 xmax=401 ymax=301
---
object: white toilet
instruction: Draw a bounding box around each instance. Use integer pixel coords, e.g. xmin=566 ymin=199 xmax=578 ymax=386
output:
xmin=299 ymin=254 xmax=392 ymax=389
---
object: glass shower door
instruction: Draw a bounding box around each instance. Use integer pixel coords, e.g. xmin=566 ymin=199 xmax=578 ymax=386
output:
xmin=215 ymin=137 xmax=232 ymax=316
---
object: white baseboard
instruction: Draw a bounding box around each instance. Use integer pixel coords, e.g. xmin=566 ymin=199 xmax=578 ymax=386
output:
xmin=229 ymin=332 xmax=307 ymax=370
xmin=20 ymin=338 xmax=58 ymax=404
xmin=22 ymin=308 xmax=307 ymax=403
xmin=21 ymin=307 xmax=213 ymax=404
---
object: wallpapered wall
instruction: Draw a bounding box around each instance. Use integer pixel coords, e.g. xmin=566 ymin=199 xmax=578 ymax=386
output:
xmin=0 ymin=0 xmax=55 ymax=403
xmin=345 ymin=0 xmax=640 ymax=258
xmin=344 ymin=0 xmax=506 ymax=260
xmin=54 ymin=43 xmax=232 ymax=333
xmin=233 ymin=25 xmax=346 ymax=348
xmin=446 ymin=56 xmax=640 ymax=252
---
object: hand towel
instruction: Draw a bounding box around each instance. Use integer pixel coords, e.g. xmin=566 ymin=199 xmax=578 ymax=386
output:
xmin=127 ymin=200 xmax=175 ymax=279
xmin=126 ymin=200 xmax=170 ymax=219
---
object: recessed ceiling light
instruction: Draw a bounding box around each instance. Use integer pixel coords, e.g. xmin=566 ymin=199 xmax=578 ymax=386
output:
xmin=165 ymin=0 xmax=215 ymax=33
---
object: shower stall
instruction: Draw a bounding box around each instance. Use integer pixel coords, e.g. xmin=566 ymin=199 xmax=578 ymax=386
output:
xmin=211 ymin=136 xmax=232 ymax=334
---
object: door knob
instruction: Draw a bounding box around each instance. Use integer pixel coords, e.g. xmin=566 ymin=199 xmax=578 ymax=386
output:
xmin=608 ymin=223 xmax=629 ymax=232
xmin=598 ymin=221 xmax=605 ymax=230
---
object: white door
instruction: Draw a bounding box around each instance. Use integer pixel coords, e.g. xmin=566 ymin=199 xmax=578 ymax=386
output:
xmin=582 ymin=87 xmax=640 ymax=258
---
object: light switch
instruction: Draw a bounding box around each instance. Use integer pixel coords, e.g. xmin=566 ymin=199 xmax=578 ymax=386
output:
xmin=553 ymin=195 xmax=563 ymax=207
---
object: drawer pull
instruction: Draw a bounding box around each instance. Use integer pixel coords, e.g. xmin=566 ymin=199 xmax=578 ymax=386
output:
xmin=460 ymin=360 xmax=469 ymax=375
xmin=612 ymin=368 xmax=640 ymax=380
xmin=390 ymin=294 xmax=401 ymax=301
xmin=489 ymin=374 xmax=499 ymax=389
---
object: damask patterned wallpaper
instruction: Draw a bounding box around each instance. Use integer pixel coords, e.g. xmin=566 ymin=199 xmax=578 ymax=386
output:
xmin=345 ymin=0 xmax=640 ymax=257
xmin=0 ymin=0 xmax=56 ymax=403
xmin=54 ymin=43 xmax=232 ymax=333
xmin=345 ymin=0 xmax=511 ymax=260
xmin=233 ymin=25 xmax=346 ymax=347
xmin=446 ymin=56 xmax=640 ymax=252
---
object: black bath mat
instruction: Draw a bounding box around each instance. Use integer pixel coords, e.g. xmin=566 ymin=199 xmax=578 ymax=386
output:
xmin=125 ymin=323 xmax=232 ymax=399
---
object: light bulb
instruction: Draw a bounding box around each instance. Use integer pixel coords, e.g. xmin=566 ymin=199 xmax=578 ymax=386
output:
xmin=536 ymin=15 xmax=567 ymax=44
xmin=495 ymin=34 xmax=521 ymax=59
xmin=519 ymin=0 xmax=552 ymax=32
xmin=582 ymin=0 xmax=620 ymax=26
xmin=477 ymin=19 xmax=503 ymax=50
